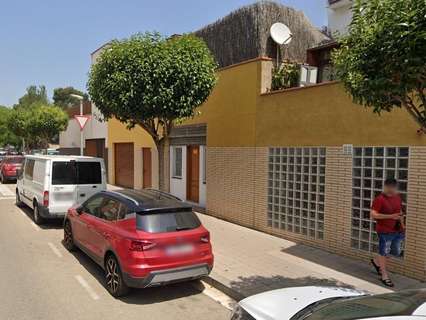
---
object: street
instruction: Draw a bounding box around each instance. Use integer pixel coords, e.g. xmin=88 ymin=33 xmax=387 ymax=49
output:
xmin=0 ymin=183 xmax=230 ymax=320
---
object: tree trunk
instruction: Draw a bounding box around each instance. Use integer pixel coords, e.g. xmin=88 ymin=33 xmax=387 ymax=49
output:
xmin=156 ymin=137 xmax=170 ymax=192
xmin=402 ymin=101 xmax=426 ymax=132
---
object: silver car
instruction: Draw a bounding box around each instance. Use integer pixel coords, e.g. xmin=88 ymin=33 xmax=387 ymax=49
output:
xmin=231 ymin=286 xmax=426 ymax=320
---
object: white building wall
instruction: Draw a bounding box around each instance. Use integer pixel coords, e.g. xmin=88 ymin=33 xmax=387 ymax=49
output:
xmin=59 ymin=119 xmax=80 ymax=149
xmin=170 ymin=145 xmax=187 ymax=201
xmin=327 ymin=0 xmax=353 ymax=37
xmin=169 ymin=145 xmax=206 ymax=207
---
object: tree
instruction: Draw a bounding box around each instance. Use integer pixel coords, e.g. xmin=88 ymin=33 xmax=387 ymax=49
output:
xmin=14 ymin=85 xmax=49 ymax=109
xmin=8 ymin=105 xmax=68 ymax=150
xmin=88 ymin=32 xmax=217 ymax=187
xmin=332 ymin=0 xmax=426 ymax=131
xmin=53 ymin=87 xmax=88 ymax=109
xmin=0 ymin=106 xmax=20 ymax=147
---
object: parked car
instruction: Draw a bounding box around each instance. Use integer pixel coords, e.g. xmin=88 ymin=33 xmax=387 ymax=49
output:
xmin=231 ymin=287 xmax=426 ymax=320
xmin=0 ymin=149 xmax=7 ymax=163
xmin=16 ymin=155 xmax=107 ymax=224
xmin=0 ymin=156 xmax=24 ymax=183
xmin=63 ymin=189 xmax=213 ymax=297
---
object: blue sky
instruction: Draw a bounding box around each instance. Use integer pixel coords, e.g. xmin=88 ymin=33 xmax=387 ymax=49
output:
xmin=0 ymin=0 xmax=327 ymax=107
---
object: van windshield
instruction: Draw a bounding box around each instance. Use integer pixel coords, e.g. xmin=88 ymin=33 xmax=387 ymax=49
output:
xmin=51 ymin=161 xmax=101 ymax=185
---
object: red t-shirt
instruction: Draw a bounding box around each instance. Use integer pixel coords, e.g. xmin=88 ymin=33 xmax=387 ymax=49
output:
xmin=371 ymin=193 xmax=403 ymax=233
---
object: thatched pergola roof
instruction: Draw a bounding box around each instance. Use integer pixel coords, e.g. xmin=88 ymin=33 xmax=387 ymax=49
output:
xmin=194 ymin=1 xmax=330 ymax=67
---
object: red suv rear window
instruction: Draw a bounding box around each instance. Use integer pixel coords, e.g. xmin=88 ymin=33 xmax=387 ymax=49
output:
xmin=136 ymin=211 xmax=201 ymax=233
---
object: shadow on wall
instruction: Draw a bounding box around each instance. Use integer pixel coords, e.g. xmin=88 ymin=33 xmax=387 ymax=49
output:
xmin=229 ymin=274 xmax=355 ymax=298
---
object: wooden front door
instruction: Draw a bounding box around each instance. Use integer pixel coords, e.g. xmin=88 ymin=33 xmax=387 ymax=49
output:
xmin=142 ymin=148 xmax=152 ymax=189
xmin=114 ymin=143 xmax=134 ymax=188
xmin=186 ymin=145 xmax=200 ymax=203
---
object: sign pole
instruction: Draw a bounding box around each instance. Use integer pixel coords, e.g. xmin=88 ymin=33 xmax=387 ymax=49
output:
xmin=80 ymin=100 xmax=83 ymax=156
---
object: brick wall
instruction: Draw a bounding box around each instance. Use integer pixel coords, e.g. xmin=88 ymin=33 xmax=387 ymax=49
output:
xmin=205 ymin=145 xmax=426 ymax=281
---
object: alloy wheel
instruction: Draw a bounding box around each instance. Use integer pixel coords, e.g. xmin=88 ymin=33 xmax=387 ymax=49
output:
xmin=106 ymin=258 xmax=120 ymax=294
xmin=64 ymin=222 xmax=74 ymax=250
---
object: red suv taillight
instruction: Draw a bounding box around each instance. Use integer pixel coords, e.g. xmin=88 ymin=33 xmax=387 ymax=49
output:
xmin=200 ymin=233 xmax=210 ymax=243
xmin=130 ymin=240 xmax=156 ymax=251
xmin=43 ymin=191 xmax=49 ymax=207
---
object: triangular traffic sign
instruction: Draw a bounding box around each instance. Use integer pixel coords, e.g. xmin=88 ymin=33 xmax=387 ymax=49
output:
xmin=74 ymin=115 xmax=90 ymax=130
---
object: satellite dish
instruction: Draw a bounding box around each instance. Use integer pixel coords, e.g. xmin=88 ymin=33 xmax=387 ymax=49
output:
xmin=270 ymin=22 xmax=293 ymax=45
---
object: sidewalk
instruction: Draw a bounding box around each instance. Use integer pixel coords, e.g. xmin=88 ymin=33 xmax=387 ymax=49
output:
xmin=197 ymin=213 xmax=424 ymax=300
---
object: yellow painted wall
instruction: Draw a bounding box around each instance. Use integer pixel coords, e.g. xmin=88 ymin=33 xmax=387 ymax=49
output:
xmin=183 ymin=58 xmax=426 ymax=147
xmin=182 ymin=59 xmax=261 ymax=147
xmin=256 ymin=81 xmax=426 ymax=146
xmin=107 ymin=118 xmax=158 ymax=189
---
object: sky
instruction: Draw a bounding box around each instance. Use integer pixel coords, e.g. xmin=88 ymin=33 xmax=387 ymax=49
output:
xmin=0 ymin=0 xmax=327 ymax=107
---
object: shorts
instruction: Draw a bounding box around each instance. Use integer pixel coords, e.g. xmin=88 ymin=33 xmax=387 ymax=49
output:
xmin=378 ymin=232 xmax=405 ymax=257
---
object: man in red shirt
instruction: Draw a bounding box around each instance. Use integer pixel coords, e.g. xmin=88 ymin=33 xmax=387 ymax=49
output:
xmin=370 ymin=178 xmax=405 ymax=287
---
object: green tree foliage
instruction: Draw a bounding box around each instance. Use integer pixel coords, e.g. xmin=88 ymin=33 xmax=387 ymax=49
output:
xmin=53 ymin=87 xmax=88 ymax=109
xmin=87 ymin=32 xmax=217 ymax=145
xmin=15 ymin=85 xmax=49 ymax=109
xmin=332 ymin=0 xmax=426 ymax=130
xmin=0 ymin=106 xmax=20 ymax=147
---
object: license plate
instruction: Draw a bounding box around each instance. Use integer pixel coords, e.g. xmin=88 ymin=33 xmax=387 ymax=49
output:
xmin=165 ymin=244 xmax=194 ymax=256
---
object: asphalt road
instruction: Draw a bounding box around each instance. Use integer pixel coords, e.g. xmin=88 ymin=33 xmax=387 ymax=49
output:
xmin=0 ymin=183 xmax=230 ymax=320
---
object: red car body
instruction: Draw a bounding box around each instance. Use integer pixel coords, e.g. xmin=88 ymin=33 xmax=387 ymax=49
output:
xmin=0 ymin=156 xmax=24 ymax=182
xmin=64 ymin=189 xmax=213 ymax=296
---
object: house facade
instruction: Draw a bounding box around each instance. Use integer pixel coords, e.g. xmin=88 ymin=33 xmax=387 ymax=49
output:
xmin=168 ymin=58 xmax=426 ymax=280
xmin=327 ymin=0 xmax=353 ymax=36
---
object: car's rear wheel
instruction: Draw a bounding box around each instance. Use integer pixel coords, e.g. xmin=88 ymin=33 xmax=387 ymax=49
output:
xmin=105 ymin=255 xmax=129 ymax=297
xmin=33 ymin=203 xmax=44 ymax=225
xmin=63 ymin=220 xmax=76 ymax=251
xmin=15 ymin=190 xmax=23 ymax=207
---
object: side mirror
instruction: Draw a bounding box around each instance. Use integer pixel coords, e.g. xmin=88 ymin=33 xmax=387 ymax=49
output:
xmin=76 ymin=206 xmax=83 ymax=215
xmin=17 ymin=169 xmax=23 ymax=179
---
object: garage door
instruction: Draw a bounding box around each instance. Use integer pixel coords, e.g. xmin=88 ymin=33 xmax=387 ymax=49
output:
xmin=114 ymin=143 xmax=134 ymax=188
xmin=85 ymin=139 xmax=105 ymax=158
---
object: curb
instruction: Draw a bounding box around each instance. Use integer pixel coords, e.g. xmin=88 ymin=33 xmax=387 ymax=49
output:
xmin=203 ymin=275 xmax=246 ymax=302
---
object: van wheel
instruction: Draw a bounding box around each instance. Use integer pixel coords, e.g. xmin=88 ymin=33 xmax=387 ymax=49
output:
xmin=15 ymin=190 xmax=23 ymax=207
xmin=63 ymin=221 xmax=76 ymax=251
xmin=105 ymin=255 xmax=129 ymax=297
xmin=33 ymin=203 xmax=44 ymax=225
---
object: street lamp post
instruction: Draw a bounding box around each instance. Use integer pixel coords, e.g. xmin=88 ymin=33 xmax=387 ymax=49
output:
xmin=70 ymin=94 xmax=84 ymax=156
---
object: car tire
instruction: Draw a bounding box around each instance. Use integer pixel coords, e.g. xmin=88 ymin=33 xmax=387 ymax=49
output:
xmin=33 ymin=203 xmax=44 ymax=225
xmin=105 ymin=255 xmax=129 ymax=297
xmin=15 ymin=190 xmax=23 ymax=207
xmin=0 ymin=174 xmax=4 ymax=184
xmin=63 ymin=220 xmax=76 ymax=251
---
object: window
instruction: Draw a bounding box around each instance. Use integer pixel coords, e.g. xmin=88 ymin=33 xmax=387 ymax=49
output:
xmin=52 ymin=162 xmax=77 ymax=185
xmin=77 ymin=162 xmax=101 ymax=184
xmin=267 ymin=147 xmax=326 ymax=239
xmin=351 ymin=147 xmax=409 ymax=253
xmin=100 ymin=198 xmax=121 ymax=221
xmin=24 ymin=159 xmax=35 ymax=180
xmin=83 ymin=195 xmax=104 ymax=217
xmin=172 ymin=147 xmax=183 ymax=178
xmin=51 ymin=161 xmax=102 ymax=185
xmin=136 ymin=211 xmax=201 ymax=233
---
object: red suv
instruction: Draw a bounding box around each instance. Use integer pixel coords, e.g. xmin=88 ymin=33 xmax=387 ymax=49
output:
xmin=64 ymin=189 xmax=213 ymax=297
xmin=0 ymin=156 xmax=24 ymax=183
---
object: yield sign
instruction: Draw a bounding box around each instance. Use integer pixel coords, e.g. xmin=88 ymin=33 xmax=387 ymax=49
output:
xmin=74 ymin=115 xmax=90 ymax=130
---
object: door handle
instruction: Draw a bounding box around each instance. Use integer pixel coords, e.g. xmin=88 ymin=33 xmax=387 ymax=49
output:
xmin=92 ymin=185 xmax=97 ymax=189
xmin=79 ymin=193 xmax=86 ymax=197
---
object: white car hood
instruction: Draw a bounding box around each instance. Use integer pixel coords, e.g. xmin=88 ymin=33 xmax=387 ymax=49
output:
xmin=239 ymin=286 xmax=365 ymax=320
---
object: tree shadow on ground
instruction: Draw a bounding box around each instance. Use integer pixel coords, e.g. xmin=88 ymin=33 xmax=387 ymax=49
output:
xmin=229 ymin=274 xmax=356 ymax=298
xmin=63 ymin=243 xmax=204 ymax=305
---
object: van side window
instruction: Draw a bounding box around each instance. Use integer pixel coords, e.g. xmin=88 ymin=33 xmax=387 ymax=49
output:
xmin=24 ymin=159 xmax=35 ymax=180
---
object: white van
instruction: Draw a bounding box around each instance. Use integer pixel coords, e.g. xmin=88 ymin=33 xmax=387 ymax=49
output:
xmin=16 ymin=155 xmax=107 ymax=224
